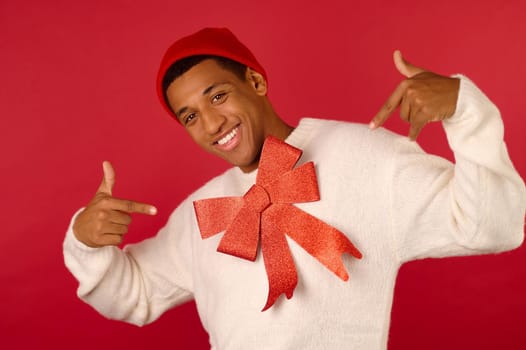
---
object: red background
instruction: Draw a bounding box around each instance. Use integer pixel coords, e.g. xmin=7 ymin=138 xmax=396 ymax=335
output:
xmin=1 ymin=0 xmax=525 ymax=348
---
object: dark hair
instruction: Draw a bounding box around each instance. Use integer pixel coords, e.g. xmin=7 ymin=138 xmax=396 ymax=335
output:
xmin=161 ymin=55 xmax=247 ymax=112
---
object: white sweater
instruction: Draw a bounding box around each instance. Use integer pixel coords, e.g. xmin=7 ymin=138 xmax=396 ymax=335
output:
xmin=63 ymin=76 xmax=525 ymax=349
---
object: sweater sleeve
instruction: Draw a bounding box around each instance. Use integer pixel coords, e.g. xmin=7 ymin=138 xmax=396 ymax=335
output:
xmin=390 ymin=75 xmax=525 ymax=263
xmin=63 ymin=201 xmax=195 ymax=326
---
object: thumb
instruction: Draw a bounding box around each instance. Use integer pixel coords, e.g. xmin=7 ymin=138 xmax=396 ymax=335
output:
xmin=97 ymin=160 xmax=115 ymax=195
xmin=393 ymin=50 xmax=426 ymax=78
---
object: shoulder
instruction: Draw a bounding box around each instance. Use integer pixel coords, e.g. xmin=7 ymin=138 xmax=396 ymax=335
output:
xmin=185 ymin=167 xmax=244 ymax=203
xmin=164 ymin=167 xmax=243 ymax=222
xmin=298 ymin=117 xmax=412 ymax=156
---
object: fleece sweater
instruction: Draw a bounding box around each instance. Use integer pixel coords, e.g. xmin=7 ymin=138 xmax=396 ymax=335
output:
xmin=63 ymin=76 xmax=525 ymax=350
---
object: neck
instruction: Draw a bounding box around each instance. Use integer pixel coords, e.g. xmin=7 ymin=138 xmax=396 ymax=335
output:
xmin=239 ymin=114 xmax=295 ymax=174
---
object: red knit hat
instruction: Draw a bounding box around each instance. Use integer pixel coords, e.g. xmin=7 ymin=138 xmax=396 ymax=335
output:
xmin=156 ymin=27 xmax=267 ymax=119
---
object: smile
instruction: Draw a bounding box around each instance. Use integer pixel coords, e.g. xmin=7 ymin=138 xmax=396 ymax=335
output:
xmin=217 ymin=127 xmax=238 ymax=145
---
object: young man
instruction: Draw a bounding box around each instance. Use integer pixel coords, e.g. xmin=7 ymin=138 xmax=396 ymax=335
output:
xmin=64 ymin=28 xmax=525 ymax=349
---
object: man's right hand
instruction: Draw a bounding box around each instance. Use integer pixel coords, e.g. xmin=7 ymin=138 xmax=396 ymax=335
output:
xmin=72 ymin=161 xmax=157 ymax=248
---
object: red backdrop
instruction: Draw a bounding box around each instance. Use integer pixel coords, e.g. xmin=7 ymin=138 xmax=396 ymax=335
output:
xmin=1 ymin=0 xmax=525 ymax=348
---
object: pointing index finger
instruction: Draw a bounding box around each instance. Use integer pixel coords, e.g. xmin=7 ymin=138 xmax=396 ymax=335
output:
xmin=109 ymin=197 xmax=158 ymax=215
xmin=370 ymin=81 xmax=406 ymax=129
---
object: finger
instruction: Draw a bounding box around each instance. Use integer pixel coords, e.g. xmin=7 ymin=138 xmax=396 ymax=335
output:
xmin=107 ymin=210 xmax=132 ymax=225
xmin=370 ymin=82 xmax=406 ymax=129
xmin=101 ymin=222 xmax=129 ymax=235
xmin=97 ymin=233 xmax=125 ymax=247
xmin=109 ymin=197 xmax=157 ymax=215
xmin=399 ymin=95 xmax=411 ymax=122
xmin=408 ymin=122 xmax=425 ymax=141
xmin=97 ymin=161 xmax=115 ymax=195
xmin=393 ymin=50 xmax=426 ymax=78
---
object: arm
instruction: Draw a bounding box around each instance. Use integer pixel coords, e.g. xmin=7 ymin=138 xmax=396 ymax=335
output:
xmin=371 ymin=52 xmax=525 ymax=262
xmin=63 ymin=162 xmax=193 ymax=325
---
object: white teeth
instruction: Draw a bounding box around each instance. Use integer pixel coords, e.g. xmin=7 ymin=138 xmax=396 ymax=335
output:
xmin=217 ymin=128 xmax=238 ymax=145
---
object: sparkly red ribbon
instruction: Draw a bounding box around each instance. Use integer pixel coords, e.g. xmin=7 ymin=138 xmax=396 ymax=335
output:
xmin=193 ymin=136 xmax=362 ymax=310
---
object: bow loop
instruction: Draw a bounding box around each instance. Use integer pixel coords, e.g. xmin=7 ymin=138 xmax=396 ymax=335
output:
xmin=265 ymin=162 xmax=320 ymax=204
xmin=193 ymin=197 xmax=244 ymax=238
xmin=256 ymin=136 xmax=302 ymax=185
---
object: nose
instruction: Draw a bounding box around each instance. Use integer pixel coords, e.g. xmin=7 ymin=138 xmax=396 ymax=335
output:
xmin=202 ymin=108 xmax=226 ymax=135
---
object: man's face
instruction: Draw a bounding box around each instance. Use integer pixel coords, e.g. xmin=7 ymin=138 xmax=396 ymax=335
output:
xmin=165 ymin=59 xmax=270 ymax=172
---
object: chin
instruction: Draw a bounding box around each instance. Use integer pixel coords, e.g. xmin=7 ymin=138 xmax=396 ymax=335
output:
xmin=215 ymin=146 xmax=260 ymax=169
xmin=229 ymin=155 xmax=259 ymax=171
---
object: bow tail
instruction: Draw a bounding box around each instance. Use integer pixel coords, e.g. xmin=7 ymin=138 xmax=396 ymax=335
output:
xmin=260 ymin=206 xmax=298 ymax=311
xmin=217 ymin=206 xmax=261 ymax=261
xmin=279 ymin=205 xmax=362 ymax=281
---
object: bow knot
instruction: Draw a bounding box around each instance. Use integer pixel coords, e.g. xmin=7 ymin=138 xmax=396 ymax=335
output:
xmin=193 ymin=136 xmax=362 ymax=311
xmin=244 ymin=184 xmax=271 ymax=213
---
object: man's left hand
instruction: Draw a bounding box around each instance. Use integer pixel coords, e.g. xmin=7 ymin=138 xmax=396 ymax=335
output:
xmin=370 ymin=50 xmax=460 ymax=141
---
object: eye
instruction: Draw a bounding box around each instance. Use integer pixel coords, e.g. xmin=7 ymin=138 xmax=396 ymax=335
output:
xmin=183 ymin=113 xmax=197 ymax=125
xmin=211 ymin=93 xmax=226 ymax=104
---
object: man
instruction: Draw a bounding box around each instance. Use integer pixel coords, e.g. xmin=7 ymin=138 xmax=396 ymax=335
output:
xmin=64 ymin=28 xmax=525 ymax=349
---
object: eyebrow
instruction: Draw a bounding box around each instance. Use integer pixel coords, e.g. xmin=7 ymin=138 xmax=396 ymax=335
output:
xmin=176 ymin=82 xmax=231 ymax=117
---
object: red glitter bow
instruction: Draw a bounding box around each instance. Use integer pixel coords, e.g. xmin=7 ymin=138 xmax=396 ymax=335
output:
xmin=193 ymin=136 xmax=362 ymax=310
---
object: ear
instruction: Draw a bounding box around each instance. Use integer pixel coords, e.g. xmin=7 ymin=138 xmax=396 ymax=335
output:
xmin=246 ymin=68 xmax=268 ymax=96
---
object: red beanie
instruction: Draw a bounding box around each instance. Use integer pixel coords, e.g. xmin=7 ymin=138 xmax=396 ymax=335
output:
xmin=156 ymin=27 xmax=267 ymax=119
